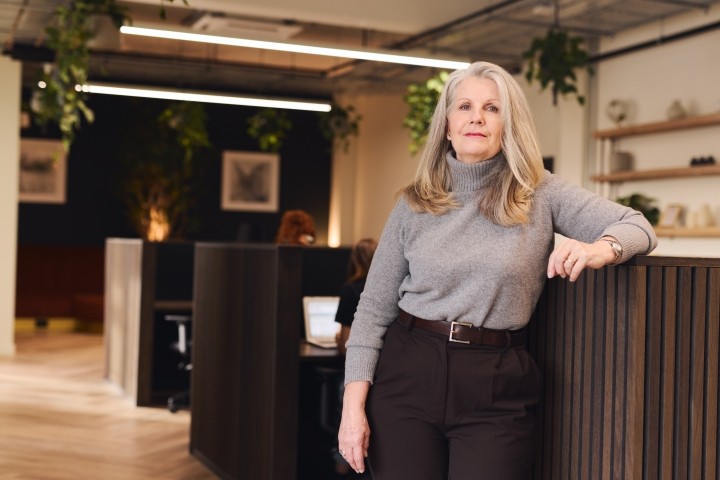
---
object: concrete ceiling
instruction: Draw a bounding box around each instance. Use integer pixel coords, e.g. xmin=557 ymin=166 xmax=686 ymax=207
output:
xmin=2 ymin=0 xmax=718 ymax=99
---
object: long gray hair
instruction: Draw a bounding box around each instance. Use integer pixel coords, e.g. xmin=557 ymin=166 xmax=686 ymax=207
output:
xmin=400 ymin=61 xmax=544 ymax=226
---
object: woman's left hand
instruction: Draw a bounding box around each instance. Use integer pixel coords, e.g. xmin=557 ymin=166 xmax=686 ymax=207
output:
xmin=547 ymin=238 xmax=617 ymax=282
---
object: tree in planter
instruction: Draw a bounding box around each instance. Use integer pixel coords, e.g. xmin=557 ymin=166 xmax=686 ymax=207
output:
xmin=523 ymin=2 xmax=591 ymax=106
xmin=402 ymin=71 xmax=449 ymax=155
xmin=121 ymin=102 xmax=210 ymax=241
xmin=30 ymin=0 xmax=130 ymax=150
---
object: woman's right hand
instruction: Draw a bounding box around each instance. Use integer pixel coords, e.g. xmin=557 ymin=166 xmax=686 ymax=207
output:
xmin=338 ymin=381 xmax=371 ymax=474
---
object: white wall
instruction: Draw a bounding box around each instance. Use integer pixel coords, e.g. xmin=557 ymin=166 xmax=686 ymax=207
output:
xmin=0 ymin=56 xmax=20 ymax=356
xmin=595 ymin=6 xmax=720 ymax=257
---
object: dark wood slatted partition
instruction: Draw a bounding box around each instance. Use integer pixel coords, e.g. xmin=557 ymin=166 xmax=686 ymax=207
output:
xmin=529 ymin=256 xmax=720 ymax=480
xmin=190 ymin=244 xmax=303 ymax=480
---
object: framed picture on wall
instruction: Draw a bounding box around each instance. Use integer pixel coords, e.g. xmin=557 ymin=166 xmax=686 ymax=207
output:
xmin=19 ymin=139 xmax=67 ymax=204
xmin=659 ymin=203 xmax=684 ymax=228
xmin=221 ymin=151 xmax=279 ymax=212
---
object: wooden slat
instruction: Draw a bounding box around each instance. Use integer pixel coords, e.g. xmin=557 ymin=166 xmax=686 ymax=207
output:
xmin=643 ymin=266 xmax=664 ymax=479
xmin=590 ymin=268 xmax=606 ymax=480
xmin=675 ymin=268 xmax=693 ymax=479
xmin=626 ymin=267 xmax=646 ymax=480
xmin=707 ymin=269 xmax=720 ymax=480
xmin=660 ymin=268 xmax=678 ymax=480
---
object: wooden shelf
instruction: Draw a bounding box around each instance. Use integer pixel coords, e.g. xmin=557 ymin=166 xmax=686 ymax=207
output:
xmin=654 ymin=227 xmax=720 ymax=238
xmin=591 ymin=164 xmax=720 ymax=183
xmin=594 ymin=112 xmax=720 ymax=139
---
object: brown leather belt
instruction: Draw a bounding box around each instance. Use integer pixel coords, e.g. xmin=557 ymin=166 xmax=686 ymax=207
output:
xmin=397 ymin=309 xmax=527 ymax=349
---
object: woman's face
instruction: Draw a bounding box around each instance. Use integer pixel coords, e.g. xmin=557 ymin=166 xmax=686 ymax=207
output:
xmin=446 ymin=77 xmax=503 ymax=164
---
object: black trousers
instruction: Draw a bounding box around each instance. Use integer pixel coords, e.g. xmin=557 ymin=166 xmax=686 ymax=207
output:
xmin=366 ymin=319 xmax=540 ymax=480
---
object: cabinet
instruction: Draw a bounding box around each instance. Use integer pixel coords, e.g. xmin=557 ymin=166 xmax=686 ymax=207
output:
xmin=104 ymin=238 xmax=195 ymax=406
xmin=592 ymin=112 xmax=720 ymax=238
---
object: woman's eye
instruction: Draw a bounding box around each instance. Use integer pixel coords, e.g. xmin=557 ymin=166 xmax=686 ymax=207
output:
xmin=459 ymin=104 xmax=470 ymax=110
xmin=486 ymin=105 xmax=499 ymax=113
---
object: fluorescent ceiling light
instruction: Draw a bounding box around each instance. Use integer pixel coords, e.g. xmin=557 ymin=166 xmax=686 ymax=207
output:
xmin=120 ymin=26 xmax=471 ymax=70
xmin=81 ymin=83 xmax=332 ymax=112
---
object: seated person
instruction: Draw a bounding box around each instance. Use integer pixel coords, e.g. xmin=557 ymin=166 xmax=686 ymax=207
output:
xmin=335 ymin=238 xmax=378 ymax=354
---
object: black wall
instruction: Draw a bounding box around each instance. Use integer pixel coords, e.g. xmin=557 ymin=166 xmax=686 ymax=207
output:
xmin=18 ymin=92 xmax=333 ymax=246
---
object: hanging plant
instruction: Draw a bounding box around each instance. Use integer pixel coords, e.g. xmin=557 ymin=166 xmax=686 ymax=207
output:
xmin=247 ymin=108 xmax=293 ymax=152
xmin=402 ymin=71 xmax=449 ymax=155
xmin=123 ymin=102 xmax=210 ymax=241
xmin=30 ymin=0 xmax=130 ymax=150
xmin=523 ymin=27 xmax=591 ymax=106
xmin=317 ymin=104 xmax=361 ymax=153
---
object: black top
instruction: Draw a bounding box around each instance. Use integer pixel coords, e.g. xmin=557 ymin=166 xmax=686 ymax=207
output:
xmin=334 ymin=278 xmax=366 ymax=327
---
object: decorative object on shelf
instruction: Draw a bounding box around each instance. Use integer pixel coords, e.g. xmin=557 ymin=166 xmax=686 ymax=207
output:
xmin=659 ymin=203 xmax=685 ymax=228
xmin=690 ymin=155 xmax=716 ymax=166
xmin=609 ymin=151 xmax=634 ymax=172
xmin=615 ymin=193 xmax=660 ymax=225
xmin=247 ymin=108 xmax=292 ymax=153
xmin=30 ymin=0 xmax=130 ymax=151
xmin=221 ymin=151 xmax=280 ymax=212
xmin=666 ymin=100 xmax=687 ymax=121
xmin=123 ymin=102 xmax=210 ymax=242
xmin=605 ymin=99 xmax=628 ymax=127
xmin=687 ymin=204 xmax=716 ymax=229
xmin=317 ymin=104 xmax=361 ymax=153
xmin=522 ymin=1 xmax=591 ymax=106
xmin=403 ymin=71 xmax=449 ymax=154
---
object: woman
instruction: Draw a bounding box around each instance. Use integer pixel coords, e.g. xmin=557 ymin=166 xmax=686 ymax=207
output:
xmin=335 ymin=238 xmax=378 ymax=355
xmin=338 ymin=61 xmax=657 ymax=479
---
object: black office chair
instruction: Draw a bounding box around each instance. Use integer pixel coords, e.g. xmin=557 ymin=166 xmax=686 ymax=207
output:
xmin=165 ymin=314 xmax=192 ymax=413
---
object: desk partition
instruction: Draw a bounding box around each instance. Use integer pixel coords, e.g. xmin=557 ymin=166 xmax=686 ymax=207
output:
xmin=529 ymin=256 xmax=720 ymax=480
xmin=190 ymin=243 xmax=350 ymax=480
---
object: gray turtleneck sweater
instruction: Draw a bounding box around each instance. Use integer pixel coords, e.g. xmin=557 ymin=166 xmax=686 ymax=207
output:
xmin=344 ymin=151 xmax=658 ymax=384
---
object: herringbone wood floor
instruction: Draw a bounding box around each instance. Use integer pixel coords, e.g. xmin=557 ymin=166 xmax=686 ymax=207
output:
xmin=0 ymin=332 xmax=217 ymax=480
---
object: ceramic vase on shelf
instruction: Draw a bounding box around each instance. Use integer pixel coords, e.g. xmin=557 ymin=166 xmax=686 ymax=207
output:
xmin=666 ymin=100 xmax=686 ymax=121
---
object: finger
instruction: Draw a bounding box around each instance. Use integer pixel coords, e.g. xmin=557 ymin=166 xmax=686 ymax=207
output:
xmin=568 ymin=257 xmax=587 ymax=282
xmin=350 ymin=449 xmax=365 ymax=473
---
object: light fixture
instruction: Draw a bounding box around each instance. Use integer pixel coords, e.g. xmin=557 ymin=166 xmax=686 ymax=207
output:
xmin=120 ymin=25 xmax=471 ymax=71
xmin=79 ymin=83 xmax=332 ymax=112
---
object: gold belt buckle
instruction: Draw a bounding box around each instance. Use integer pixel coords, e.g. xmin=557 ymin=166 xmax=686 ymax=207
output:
xmin=449 ymin=321 xmax=473 ymax=344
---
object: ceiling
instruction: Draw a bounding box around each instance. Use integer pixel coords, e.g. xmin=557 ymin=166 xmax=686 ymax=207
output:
xmin=2 ymin=0 xmax=719 ymax=99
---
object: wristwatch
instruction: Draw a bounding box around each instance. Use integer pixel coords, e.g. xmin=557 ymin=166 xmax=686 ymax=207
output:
xmin=601 ymin=237 xmax=623 ymax=265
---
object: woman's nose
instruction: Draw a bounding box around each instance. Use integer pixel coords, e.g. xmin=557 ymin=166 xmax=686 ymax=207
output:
xmin=470 ymin=109 xmax=484 ymax=124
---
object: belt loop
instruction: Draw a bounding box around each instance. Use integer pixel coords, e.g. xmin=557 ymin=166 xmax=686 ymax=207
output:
xmin=501 ymin=330 xmax=511 ymax=353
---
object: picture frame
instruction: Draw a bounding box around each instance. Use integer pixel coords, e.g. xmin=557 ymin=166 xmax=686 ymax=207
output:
xmin=221 ymin=151 xmax=279 ymax=212
xmin=659 ymin=203 xmax=684 ymax=228
xmin=19 ymin=139 xmax=67 ymax=204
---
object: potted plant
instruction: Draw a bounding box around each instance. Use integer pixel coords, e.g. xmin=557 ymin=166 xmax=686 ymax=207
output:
xmin=317 ymin=104 xmax=361 ymax=153
xmin=523 ymin=27 xmax=591 ymax=106
xmin=122 ymin=102 xmax=210 ymax=241
xmin=615 ymin=193 xmax=660 ymax=225
xmin=402 ymin=71 xmax=449 ymax=154
xmin=30 ymin=0 xmax=130 ymax=150
xmin=247 ymin=108 xmax=293 ymax=153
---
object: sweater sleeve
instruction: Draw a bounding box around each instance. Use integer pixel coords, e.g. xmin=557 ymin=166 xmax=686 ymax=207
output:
xmin=539 ymin=173 xmax=658 ymax=262
xmin=344 ymin=199 xmax=410 ymax=384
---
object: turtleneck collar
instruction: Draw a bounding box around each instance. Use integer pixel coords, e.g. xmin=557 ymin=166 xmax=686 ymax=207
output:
xmin=446 ymin=150 xmax=506 ymax=192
